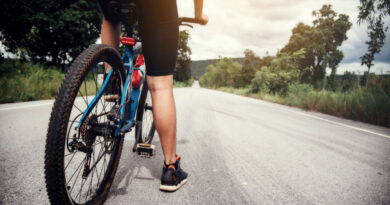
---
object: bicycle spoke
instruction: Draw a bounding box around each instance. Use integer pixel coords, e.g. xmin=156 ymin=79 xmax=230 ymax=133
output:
xmin=92 ymin=141 xmax=105 ymax=147
xmin=96 ymin=142 xmax=105 ymax=183
xmin=65 ymin=151 xmax=78 ymax=158
xmin=75 ymin=178 xmax=85 ymax=201
xmin=86 ymin=162 xmax=96 ymax=202
xmin=78 ymin=89 xmax=88 ymax=107
xmin=66 ymin=156 xmax=86 ymax=185
xmin=68 ymin=157 xmax=86 ymax=195
xmin=73 ymin=103 xmax=83 ymax=114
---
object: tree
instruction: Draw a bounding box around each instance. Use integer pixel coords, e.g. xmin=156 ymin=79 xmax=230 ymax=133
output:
xmin=199 ymin=58 xmax=242 ymax=88
xmin=0 ymin=0 xmax=102 ymax=67
xmin=280 ymin=23 xmax=314 ymax=83
xmin=174 ymin=30 xmax=192 ymax=82
xmin=358 ymin=0 xmax=390 ymax=27
xmin=358 ymin=0 xmax=389 ymax=86
xmin=281 ymin=5 xmax=352 ymax=86
xmin=239 ymin=49 xmax=261 ymax=87
xmin=250 ymin=49 xmax=305 ymax=95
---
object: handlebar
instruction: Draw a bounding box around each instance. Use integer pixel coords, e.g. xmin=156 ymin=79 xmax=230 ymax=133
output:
xmin=178 ymin=17 xmax=206 ymax=28
xmin=179 ymin=17 xmax=203 ymax=24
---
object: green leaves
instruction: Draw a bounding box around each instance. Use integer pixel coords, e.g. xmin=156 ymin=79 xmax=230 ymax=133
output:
xmin=199 ymin=4 xmax=353 ymax=93
xmin=0 ymin=0 xmax=102 ymax=66
xmin=199 ymin=58 xmax=242 ymax=88
xmin=250 ymin=50 xmax=304 ymax=95
xmin=281 ymin=5 xmax=352 ymax=85
xmin=358 ymin=0 xmax=389 ymax=86
xmin=174 ymin=30 xmax=192 ymax=82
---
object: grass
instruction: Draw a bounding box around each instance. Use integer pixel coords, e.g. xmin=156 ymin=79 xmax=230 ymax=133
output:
xmin=174 ymin=78 xmax=194 ymax=88
xmin=77 ymin=80 xmax=101 ymax=97
xmin=209 ymin=84 xmax=390 ymax=128
xmin=0 ymin=60 xmax=65 ymax=103
xmin=0 ymin=59 xmax=196 ymax=103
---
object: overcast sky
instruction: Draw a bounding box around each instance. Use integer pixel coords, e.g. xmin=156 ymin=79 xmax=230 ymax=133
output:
xmin=2 ymin=0 xmax=388 ymax=73
xmin=177 ymin=0 xmax=390 ymax=73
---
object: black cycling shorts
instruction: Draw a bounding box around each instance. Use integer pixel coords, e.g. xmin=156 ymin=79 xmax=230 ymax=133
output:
xmin=99 ymin=0 xmax=179 ymax=76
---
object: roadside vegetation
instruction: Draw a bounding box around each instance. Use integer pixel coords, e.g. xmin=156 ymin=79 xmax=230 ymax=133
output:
xmin=199 ymin=5 xmax=390 ymax=128
xmin=214 ymin=81 xmax=390 ymax=127
xmin=174 ymin=78 xmax=194 ymax=87
xmin=0 ymin=59 xmax=64 ymax=103
xmin=1 ymin=0 xmax=194 ymax=102
xmin=0 ymin=29 xmax=193 ymax=103
xmin=0 ymin=58 xmax=194 ymax=103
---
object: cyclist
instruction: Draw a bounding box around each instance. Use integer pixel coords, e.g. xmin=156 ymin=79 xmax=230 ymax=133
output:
xmin=98 ymin=0 xmax=208 ymax=191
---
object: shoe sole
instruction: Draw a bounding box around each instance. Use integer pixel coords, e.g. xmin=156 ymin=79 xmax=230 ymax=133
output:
xmin=159 ymin=178 xmax=188 ymax=192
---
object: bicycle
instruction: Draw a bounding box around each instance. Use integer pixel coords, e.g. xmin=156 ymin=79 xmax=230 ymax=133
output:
xmin=44 ymin=17 xmax=202 ymax=204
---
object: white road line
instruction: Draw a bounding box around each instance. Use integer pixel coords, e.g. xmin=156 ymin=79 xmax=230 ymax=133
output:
xmin=204 ymin=88 xmax=390 ymax=139
xmin=276 ymin=106 xmax=390 ymax=139
xmin=0 ymin=102 xmax=53 ymax=111
xmin=0 ymin=96 xmax=93 ymax=112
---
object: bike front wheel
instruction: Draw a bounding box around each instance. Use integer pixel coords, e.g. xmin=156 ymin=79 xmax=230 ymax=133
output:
xmin=44 ymin=44 xmax=126 ymax=205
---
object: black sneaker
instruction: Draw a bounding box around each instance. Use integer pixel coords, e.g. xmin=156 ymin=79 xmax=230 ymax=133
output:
xmin=160 ymin=155 xmax=188 ymax=192
xmin=103 ymin=73 xmax=119 ymax=102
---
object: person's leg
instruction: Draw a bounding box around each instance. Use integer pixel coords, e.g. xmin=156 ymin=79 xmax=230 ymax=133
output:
xmin=147 ymin=75 xmax=177 ymax=165
xmin=101 ymin=17 xmax=120 ymax=49
xmin=136 ymin=0 xmax=187 ymax=192
xmin=101 ymin=17 xmax=120 ymax=73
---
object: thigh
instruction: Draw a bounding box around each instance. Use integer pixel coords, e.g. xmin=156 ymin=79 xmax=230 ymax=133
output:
xmin=136 ymin=0 xmax=179 ymax=76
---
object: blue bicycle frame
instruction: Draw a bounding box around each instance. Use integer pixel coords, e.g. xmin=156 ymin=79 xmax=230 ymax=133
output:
xmin=76 ymin=42 xmax=145 ymax=137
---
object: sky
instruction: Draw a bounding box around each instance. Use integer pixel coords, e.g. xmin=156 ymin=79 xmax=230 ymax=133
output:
xmin=1 ymin=0 xmax=388 ymax=74
xmin=177 ymin=0 xmax=390 ymax=74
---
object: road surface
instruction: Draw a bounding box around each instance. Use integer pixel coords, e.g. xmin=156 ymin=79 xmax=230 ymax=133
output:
xmin=1 ymin=81 xmax=389 ymax=204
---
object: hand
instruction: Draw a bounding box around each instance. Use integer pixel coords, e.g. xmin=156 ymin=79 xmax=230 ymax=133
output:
xmin=196 ymin=14 xmax=209 ymax=25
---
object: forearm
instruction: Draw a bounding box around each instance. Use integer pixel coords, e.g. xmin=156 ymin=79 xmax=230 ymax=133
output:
xmin=194 ymin=0 xmax=204 ymax=18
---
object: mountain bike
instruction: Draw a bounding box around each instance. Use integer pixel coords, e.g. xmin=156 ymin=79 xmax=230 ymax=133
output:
xmin=44 ymin=17 xmax=201 ymax=205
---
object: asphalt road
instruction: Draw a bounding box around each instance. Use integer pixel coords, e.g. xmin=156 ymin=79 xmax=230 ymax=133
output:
xmin=1 ymin=81 xmax=389 ymax=204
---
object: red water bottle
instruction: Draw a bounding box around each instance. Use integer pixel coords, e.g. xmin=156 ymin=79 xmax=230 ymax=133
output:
xmin=132 ymin=54 xmax=144 ymax=88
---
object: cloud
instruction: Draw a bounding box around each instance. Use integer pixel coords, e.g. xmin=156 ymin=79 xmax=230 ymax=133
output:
xmin=341 ymin=24 xmax=390 ymax=63
xmin=178 ymin=0 xmax=390 ymax=70
xmin=335 ymin=62 xmax=390 ymax=75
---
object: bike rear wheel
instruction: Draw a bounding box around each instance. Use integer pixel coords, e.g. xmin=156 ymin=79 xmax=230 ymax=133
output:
xmin=44 ymin=44 xmax=125 ymax=205
xmin=135 ymin=79 xmax=155 ymax=144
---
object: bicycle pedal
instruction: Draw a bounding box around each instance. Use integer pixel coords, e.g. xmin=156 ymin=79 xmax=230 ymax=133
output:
xmin=136 ymin=143 xmax=155 ymax=157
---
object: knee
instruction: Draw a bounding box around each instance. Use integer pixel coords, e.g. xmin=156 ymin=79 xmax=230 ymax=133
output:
xmin=147 ymin=75 xmax=173 ymax=93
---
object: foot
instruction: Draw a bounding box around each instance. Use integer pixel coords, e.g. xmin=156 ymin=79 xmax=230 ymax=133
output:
xmin=103 ymin=73 xmax=119 ymax=102
xmin=160 ymin=155 xmax=188 ymax=192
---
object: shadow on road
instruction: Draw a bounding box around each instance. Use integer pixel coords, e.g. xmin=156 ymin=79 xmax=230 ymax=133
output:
xmin=107 ymin=136 xmax=163 ymax=198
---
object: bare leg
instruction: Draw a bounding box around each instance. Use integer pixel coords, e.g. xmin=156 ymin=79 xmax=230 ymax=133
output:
xmin=147 ymin=75 xmax=177 ymax=164
xmin=101 ymin=17 xmax=120 ymax=73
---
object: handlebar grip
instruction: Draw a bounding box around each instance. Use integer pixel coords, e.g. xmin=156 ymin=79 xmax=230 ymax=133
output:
xmin=179 ymin=17 xmax=203 ymax=24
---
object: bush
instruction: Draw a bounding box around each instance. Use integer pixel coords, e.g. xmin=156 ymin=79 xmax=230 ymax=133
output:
xmin=217 ymin=86 xmax=252 ymax=96
xmin=250 ymin=65 xmax=299 ymax=96
xmin=249 ymin=50 xmax=306 ymax=96
xmin=264 ymin=83 xmax=390 ymax=127
xmin=199 ymin=58 xmax=243 ymax=88
xmin=174 ymin=78 xmax=194 ymax=88
xmin=0 ymin=60 xmax=64 ymax=103
xmin=379 ymin=76 xmax=390 ymax=96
